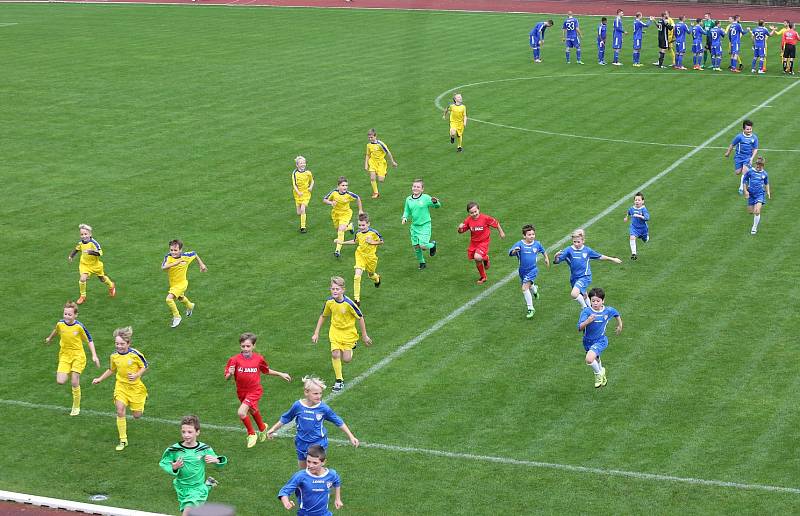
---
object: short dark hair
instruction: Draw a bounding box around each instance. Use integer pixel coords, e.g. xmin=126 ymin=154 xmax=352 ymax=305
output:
xmin=587 ymin=287 xmax=605 ymax=300
xmin=181 ymin=415 xmax=200 ymax=430
xmin=742 ymin=119 xmax=753 ymax=129
xmin=466 ymin=201 xmax=479 ymax=212
xmin=521 ymin=224 xmax=536 ymax=235
xmin=358 ymin=212 xmax=370 ymax=223
xmin=634 ymin=191 xmax=645 ymax=200
xmin=601 ymin=17 xmax=607 ymax=23
xmin=306 ymin=445 xmax=327 ymax=461
xmin=169 ymin=239 xmax=183 ymax=249
xmin=240 ymin=332 xmax=257 ymax=345
xmin=337 ymin=176 xmax=348 ymax=185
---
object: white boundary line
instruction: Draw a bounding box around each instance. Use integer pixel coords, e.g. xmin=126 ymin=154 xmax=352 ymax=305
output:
xmin=0 ymin=490 xmax=170 ymax=516
xmin=2 ymin=398 xmax=799 ymax=496
xmin=434 ymin=74 xmax=800 ymax=152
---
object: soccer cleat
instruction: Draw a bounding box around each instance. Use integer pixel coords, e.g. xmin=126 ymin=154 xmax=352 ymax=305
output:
xmin=652 ymin=61 xmax=660 ymax=66
xmin=532 ymin=284 xmax=539 ymax=299
xmin=598 ymin=61 xmax=606 ymax=65
xmin=109 ymin=284 xmax=116 ymax=297
xmin=299 ymin=227 xmax=307 ymax=233
xmin=429 ymin=242 xmax=437 ymax=257
xmin=757 ymin=69 xmax=765 ymax=74
xmin=476 ymin=277 xmax=487 ymax=285
xmin=631 ymin=254 xmax=637 ymax=260
xmin=600 ymin=367 xmax=608 ymax=387
xmin=751 ymin=69 xmax=756 ymax=73
xmin=115 ymin=440 xmax=128 ymax=451
xmin=534 ymin=59 xmax=542 ymax=63
xmin=632 ymin=63 xmax=643 ymax=67
xmin=738 ymin=187 xmax=744 ymax=196
xmin=76 ymin=296 xmax=86 ymax=305
xmin=731 ymin=68 xmax=741 ymax=73
xmin=450 ymin=136 xmax=455 ymax=144
xmin=456 ymin=147 xmax=463 ymax=153
xmin=751 ymin=228 xmax=757 ymax=235
xmin=70 ymin=407 xmax=80 ymax=416
xmin=258 ymin=429 xmax=268 ymax=443
xmin=371 ymin=192 xmax=380 ymax=199
xmin=418 ymin=262 xmax=426 ymax=270
xmin=676 ymin=66 xmax=687 ymax=70
xmin=526 ymin=308 xmax=535 ymax=319
xmin=576 ymin=60 xmax=584 ymax=65
xmin=374 ymin=275 xmax=381 ymax=288
xmin=246 ymin=433 xmax=257 ymax=448
xmin=334 ymin=251 xmax=341 ymax=258
xmin=594 ymin=372 xmax=603 ymax=388
xmin=205 ymin=477 xmax=219 ymax=488
xmin=186 ymin=303 xmax=195 ymax=317
xmin=171 ymin=317 xmax=182 ymax=328
xmin=332 ymin=380 xmax=344 ymax=392
xmin=612 ymin=62 xmax=622 ymax=66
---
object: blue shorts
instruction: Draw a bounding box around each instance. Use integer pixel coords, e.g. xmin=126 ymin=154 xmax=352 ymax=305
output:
xmin=583 ymin=337 xmax=609 ymax=355
xmin=675 ymin=41 xmax=686 ymax=53
xmin=711 ymin=46 xmax=722 ymax=56
xmin=692 ymin=42 xmax=703 ymax=53
xmin=531 ymin=37 xmax=541 ymax=48
xmin=633 ymin=37 xmax=642 ymax=50
xmin=747 ymin=193 xmax=766 ymax=206
xmin=730 ymin=40 xmax=741 ymax=54
xmin=630 ymin=229 xmax=649 ymax=241
xmin=565 ymin=38 xmax=581 ymax=49
xmin=612 ymin=35 xmax=622 ymax=49
xmin=295 ymin=438 xmax=327 ymax=461
xmin=753 ymin=47 xmax=765 ymax=58
xmin=571 ymin=276 xmax=591 ymax=294
xmin=519 ymin=268 xmax=539 ymax=285
xmin=734 ymin=158 xmax=749 ymax=172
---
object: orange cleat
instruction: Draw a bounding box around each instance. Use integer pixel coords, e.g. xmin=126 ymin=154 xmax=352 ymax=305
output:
xmin=76 ymin=296 xmax=86 ymax=305
xmin=476 ymin=277 xmax=487 ymax=285
xmin=371 ymin=192 xmax=380 ymax=199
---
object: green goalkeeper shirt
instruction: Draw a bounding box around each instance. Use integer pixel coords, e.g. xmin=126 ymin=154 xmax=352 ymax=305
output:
xmin=403 ymin=193 xmax=440 ymax=226
xmin=159 ymin=441 xmax=227 ymax=494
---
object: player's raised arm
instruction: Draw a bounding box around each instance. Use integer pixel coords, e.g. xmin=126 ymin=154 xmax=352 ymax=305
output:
xmin=194 ymin=254 xmax=208 ymax=272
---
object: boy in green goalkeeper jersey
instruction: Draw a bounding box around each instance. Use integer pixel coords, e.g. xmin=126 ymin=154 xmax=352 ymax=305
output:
xmin=401 ymin=179 xmax=441 ymax=270
xmin=702 ymin=12 xmax=716 ymax=67
xmin=159 ymin=415 xmax=228 ymax=516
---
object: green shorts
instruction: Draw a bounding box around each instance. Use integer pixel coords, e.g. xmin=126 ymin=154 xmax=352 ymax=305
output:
xmin=410 ymin=223 xmax=432 ymax=247
xmin=177 ymin=484 xmax=211 ymax=511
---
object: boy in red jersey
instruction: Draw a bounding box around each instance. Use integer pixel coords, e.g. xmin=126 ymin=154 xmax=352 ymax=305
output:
xmin=225 ymin=333 xmax=292 ymax=448
xmin=457 ymin=202 xmax=506 ymax=284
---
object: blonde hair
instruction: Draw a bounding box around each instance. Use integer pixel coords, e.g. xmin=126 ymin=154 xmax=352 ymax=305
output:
xmin=295 ymin=155 xmax=306 ymax=166
xmin=63 ymin=300 xmax=78 ymax=314
xmin=330 ymin=276 xmax=346 ymax=288
xmin=572 ymin=228 xmax=585 ymax=239
xmin=78 ymin=223 xmax=93 ymax=233
xmin=302 ymin=375 xmax=326 ymax=391
xmin=113 ymin=326 xmax=133 ymax=343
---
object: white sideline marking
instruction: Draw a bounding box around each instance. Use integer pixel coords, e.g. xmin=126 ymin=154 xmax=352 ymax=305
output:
xmin=1 ymin=398 xmax=799 ymax=495
xmin=0 ymin=489 xmax=170 ymax=515
xmin=0 ymin=22 xmax=19 ymax=27
xmin=434 ymin=74 xmax=800 ymax=152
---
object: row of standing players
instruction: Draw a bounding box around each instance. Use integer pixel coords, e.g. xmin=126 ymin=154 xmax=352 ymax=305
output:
xmin=42 ymin=96 xmax=770 ymax=515
xmin=530 ymin=11 xmax=799 ymax=74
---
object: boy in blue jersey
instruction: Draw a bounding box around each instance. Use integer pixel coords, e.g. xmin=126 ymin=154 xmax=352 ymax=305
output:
xmin=578 ymin=288 xmax=622 ymax=388
xmin=742 ymin=156 xmax=771 ymax=235
xmin=672 ymin=16 xmax=690 ymax=69
xmin=724 ymin=119 xmax=759 ymax=194
xmin=749 ymin=20 xmax=770 ymax=73
xmin=278 ymin=445 xmax=343 ymax=515
xmin=509 ymin=224 xmax=550 ymax=319
xmin=631 ymin=12 xmax=650 ymax=66
xmin=612 ymin=9 xmax=626 ymax=65
xmin=553 ymin=229 xmax=621 ymax=309
xmin=728 ymin=15 xmax=744 ymax=71
xmin=562 ymin=11 xmax=583 ymax=64
xmin=691 ymin=18 xmax=707 ymax=69
xmin=708 ymin=20 xmax=725 ymax=70
xmin=530 ymin=19 xmax=554 ymax=62
xmin=623 ymin=192 xmax=650 ymax=260
xmin=597 ymin=17 xmax=607 ymax=65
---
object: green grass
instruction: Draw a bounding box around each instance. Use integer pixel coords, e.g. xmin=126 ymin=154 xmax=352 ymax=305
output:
xmin=2 ymin=4 xmax=799 ymax=514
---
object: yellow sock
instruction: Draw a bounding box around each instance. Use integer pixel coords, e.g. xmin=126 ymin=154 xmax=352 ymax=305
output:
xmin=116 ymin=416 xmax=127 ymax=442
xmin=336 ymin=230 xmax=345 ymax=253
xmin=332 ymin=357 xmax=343 ymax=381
xmin=71 ymin=386 xmax=81 ymax=409
xmin=166 ymin=298 xmax=180 ymax=317
xmin=370 ymin=180 xmax=378 ymax=194
xmin=101 ymin=276 xmax=114 ymax=288
xmin=670 ymin=48 xmax=676 ymax=65
xmin=300 ymin=212 xmax=307 ymax=228
xmin=79 ymin=281 xmax=87 ymax=297
xmin=457 ymin=134 xmax=463 ymax=147
xmin=353 ymin=275 xmax=362 ymax=301
xmin=179 ymin=295 xmax=193 ymax=308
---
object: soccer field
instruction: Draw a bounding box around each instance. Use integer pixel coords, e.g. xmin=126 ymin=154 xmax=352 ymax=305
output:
xmin=2 ymin=4 xmax=799 ymax=514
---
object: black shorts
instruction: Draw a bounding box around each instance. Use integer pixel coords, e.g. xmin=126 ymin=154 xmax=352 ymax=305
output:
xmin=784 ymin=44 xmax=796 ymax=59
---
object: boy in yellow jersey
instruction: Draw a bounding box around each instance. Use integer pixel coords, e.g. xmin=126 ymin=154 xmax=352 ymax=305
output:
xmin=323 ymin=177 xmax=363 ymax=258
xmin=312 ymin=277 xmax=372 ymax=392
xmin=335 ymin=213 xmax=383 ymax=306
xmin=44 ymin=301 xmax=100 ymax=416
xmin=292 ymin=155 xmax=314 ymax=233
xmin=442 ymin=93 xmax=467 ymax=152
xmin=68 ymin=223 xmax=116 ymax=305
xmin=364 ymin=128 xmax=398 ymax=199
xmin=666 ymin=11 xmax=676 ymax=65
xmin=92 ymin=326 xmax=148 ymax=451
xmin=162 ymin=239 xmax=208 ymax=328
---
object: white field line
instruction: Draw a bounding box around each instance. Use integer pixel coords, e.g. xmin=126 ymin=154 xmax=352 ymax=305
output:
xmin=2 ymin=398 xmax=799 ymax=495
xmin=0 ymin=490 xmax=170 ymax=516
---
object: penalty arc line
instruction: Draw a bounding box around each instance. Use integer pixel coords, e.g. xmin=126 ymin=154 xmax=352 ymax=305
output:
xmin=1 ymin=398 xmax=798 ymax=496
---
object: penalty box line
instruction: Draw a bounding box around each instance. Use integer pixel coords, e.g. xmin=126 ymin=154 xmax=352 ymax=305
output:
xmin=1 ymin=398 xmax=798 ymax=496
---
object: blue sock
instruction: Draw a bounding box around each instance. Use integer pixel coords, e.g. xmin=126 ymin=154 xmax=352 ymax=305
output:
xmin=533 ymin=48 xmax=540 ymax=60
xmin=613 ymin=50 xmax=619 ymax=63
xmin=598 ymin=48 xmax=604 ymax=62
xmin=577 ymin=49 xmax=582 ymax=61
xmin=633 ymin=50 xmax=640 ymax=64
xmin=730 ymin=58 xmax=736 ymax=69
xmin=751 ymin=58 xmax=756 ymax=70
xmin=565 ymin=51 xmax=570 ymax=63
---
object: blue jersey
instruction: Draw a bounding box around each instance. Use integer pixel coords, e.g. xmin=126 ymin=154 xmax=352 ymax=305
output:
xmin=728 ymin=22 xmax=743 ymax=43
xmin=280 ymin=400 xmax=344 ymax=447
xmin=709 ymin=27 xmax=725 ymax=49
xmin=750 ymin=26 xmax=769 ymax=49
xmin=554 ymin=245 xmax=602 ymax=283
xmin=278 ymin=468 xmax=341 ymax=516
xmin=530 ymin=21 xmax=548 ymax=45
xmin=674 ymin=22 xmax=690 ymax=43
xmin=730 ymin=133 xmax=758 ymax=161
xmin=627 ymin=206 xmax=650 ymax=237
xmin=613 ymin=16 xmax=624 ymax=36
xmin=597 ymin=23 xmax=607 ymax=43
xmin=692 ymin=25 xmax=706 ymax=45
xmin=743 ymin=167 xmax=768 ymax=196
xmin=633 ymin=18 xmax=650 ymax=39
xmin=563 ymin=16 xmax=580 ymax=40
xmin=509 ymin=240 xmax=546 ymax=273
xmin=579 ymin=306 xmax=620 ymax=345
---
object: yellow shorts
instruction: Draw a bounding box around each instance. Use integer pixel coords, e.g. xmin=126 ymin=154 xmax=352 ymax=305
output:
xmin=168 ymin=281 xmax=189 ymax=298
xmin=294 ymin=192 xmax=311 ymax=206
xmin=57 ymin=351 xmax=86 ymax=375
xmin=79 ymin=263 xmax=105 ymax=277
xmin=450 ymin=123 xmax=464 ymax=136
xmin=330 ymin=339 xmax=357 ymax=352
xmin=355 ymin=254 xmax=377 ymax=274
xmin=332 ymin=213 xmax=352 ymax=228
xmin=368 ymin=159 xmax=388 ymax=178
xmin=114 ymin=385 xmax=147 ymax=412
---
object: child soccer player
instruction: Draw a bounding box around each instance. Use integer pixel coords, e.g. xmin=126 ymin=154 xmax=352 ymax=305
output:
xmin=401 ymin=179 xmax=440 ymax=270
xmin=335 ymin=213 xmax=383 ymax=306
xmin=292 ymin=155 xmax=314 ymax=233
xmin=529 ymin=19 xmax=554 ymax=63
xmin=68 ymin=223 xmax=116 ymax=305
xmin=161 ymin=239 xmax=208 ymax=328
xmin=742 ymin=156 xmax=771 ymax=235
xmin=562 ymin=11 xmax=584 ymax=64
xmin=708 ymin=20 xmax=726 ymax=70
xmin=611 ymin=9 xmax=626 ymax=66
xmin=724 ymin=119 xmax=759 ymax=195
xmin=364 ymin=129 xmax=397 ymax=199
xmin=508 ymin=225 xmax=550 ymax=319
xmin=578 ymin=288 xmax=622 ymax=389
xmin=691 ymin=18 xmax=707 ymax=69
xmin=92 ymin=326 xmax=147 ymax=451
xmin=597 ymin=17 xmax=608 ymax=65
xmin=457 ymin=202 xmax=506 ymax=285
xmin=44 ymin=301 xmax=100 ymax=416
xmin=311 ymin=277 xmax=372 ymax=391
xmin=624 ymin=192 xmax=650 ymax=260
xmin=267 ymin=376 xmax=359 ymax=468
xmin=442 ymin=93 xmax=467 ymax=152
xmin=323 ymin=177 xmax=363 ymax=258
xmin=749 ymin=21 xmax=770 ymax=73
xmin=159 ymin=415 xmax=228 ymax=516
xmin=553 ymin=229 xmax=622 ymax=309
xmin=632 ymin=12 xmax=651 ymax=66
xmin=277 ymin=445 xmax=343 ymax=514
xmin=225 ymin=332 xmax=292 ymax=448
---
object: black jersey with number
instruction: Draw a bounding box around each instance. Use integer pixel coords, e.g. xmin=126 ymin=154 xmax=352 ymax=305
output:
xmin=655 ymin=19 xmax=673 ymax=48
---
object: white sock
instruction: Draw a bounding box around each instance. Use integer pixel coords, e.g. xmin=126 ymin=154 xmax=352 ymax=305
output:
xmin=597 ymin=358 xmax=603 ymax=370
xmin=574 ymin=295 xmax=587 ymax=308
xmin=522 ymin=289 xmax=533 ymax=309
xmin=589 ymin=360 xmax=602 ymax=374
xmin=629 ymin=239 xmax=637 ymax=255
xmin=739 ymin=175 xmax=745 ymax=189
xmin=753 ymin=214 xmax=761 ymax=229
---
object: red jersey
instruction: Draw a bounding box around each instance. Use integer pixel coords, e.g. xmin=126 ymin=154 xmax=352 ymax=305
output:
xmin=225 ymin=352 xmax=269 ymax=394
xmin=783 ymin=29 xmax=799 ymax=46
xmin=460 ymin=213 xmax=499 ymax=246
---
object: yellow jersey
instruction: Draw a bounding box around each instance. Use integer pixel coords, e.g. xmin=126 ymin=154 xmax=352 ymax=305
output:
xmin=448 ymin=104 xmax=466 ymax=126
xmin=75 ymin=238 xmax=103 ymax=268
xmin=325 ymin=190 xmax=360 ymax=218
xmin=355 ymin=228 xmax=382 ymax=261
xmin=162 ymin=252 xmax=197 ymax=287
xmin=292 ymin=169 xmax=314 ymax=195
xmin=55 ymin=320 xmax=92 ymax=355
xmin=366 ymin=141 xmax=390 ymax=164
xmin=322 ymin=296 xmax=362 ymax=343
xmin=110 ymin=348 xmax=148 ymax=389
